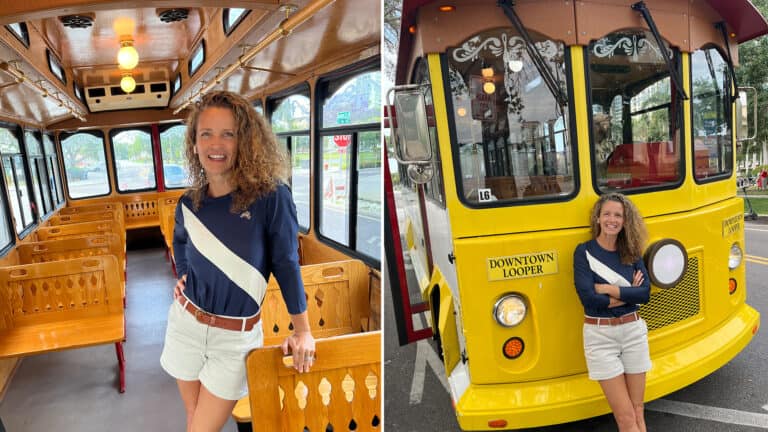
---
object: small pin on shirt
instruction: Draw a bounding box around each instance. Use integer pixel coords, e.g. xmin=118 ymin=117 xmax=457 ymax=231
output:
xmin=240 ymin=210 xmax=251 ymax=220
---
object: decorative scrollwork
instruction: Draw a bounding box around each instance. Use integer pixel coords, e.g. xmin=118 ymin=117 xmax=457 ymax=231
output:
xmin=592 ymin=34 xmax=669 ymax=61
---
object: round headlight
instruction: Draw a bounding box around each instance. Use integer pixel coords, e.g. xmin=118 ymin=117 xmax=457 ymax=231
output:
xmin=644 ymin=239 xmax=687 ymax=289
xmin=493 ymin=294 xmax=527 ymax=327
xmin=729 ymin=243 xmax=743 ymax=270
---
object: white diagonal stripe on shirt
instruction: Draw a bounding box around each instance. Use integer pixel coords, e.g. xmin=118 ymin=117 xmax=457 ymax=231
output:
xmin=181 ymin=203 xmax=267 ymax=305
xmin=585 ymin=249 xmax=632 ymax=287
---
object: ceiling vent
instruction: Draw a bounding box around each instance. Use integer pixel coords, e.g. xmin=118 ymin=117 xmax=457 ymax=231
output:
xmin=158 ymin=9 xmax=189 ymax=23
xmin=59 ymin=14 xmax=94 ymax=28
xmin=85 ymin=81 xmax=170 ymax=112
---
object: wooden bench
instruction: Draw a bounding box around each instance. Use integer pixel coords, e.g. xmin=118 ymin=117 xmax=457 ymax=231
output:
xmin=244 ymin=331 xmax=381 ymax=432
xmin=232 ymin=259 xmax=378 ymax=428
xmin=0 ymin=256 xmax=126 ymax=393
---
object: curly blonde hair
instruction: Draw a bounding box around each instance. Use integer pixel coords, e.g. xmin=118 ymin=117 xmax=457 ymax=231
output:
xmin=184 ymin=91 xmax=289 ymax=212
xmin=590 ymin=193 xmax=647 ymax=264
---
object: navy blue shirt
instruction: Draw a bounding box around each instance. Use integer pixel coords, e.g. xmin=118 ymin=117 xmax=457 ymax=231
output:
xmin=173 ymin=184 xmax=307 ymax=317
xmin=573 ymin=239 xmax=650 ymax=318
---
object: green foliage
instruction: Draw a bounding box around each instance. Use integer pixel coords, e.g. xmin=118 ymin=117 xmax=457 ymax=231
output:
xmin=736 ymin=0 xmax=768 ymax=165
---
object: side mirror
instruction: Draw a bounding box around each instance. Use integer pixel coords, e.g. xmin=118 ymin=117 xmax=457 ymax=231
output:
xmin=736 ymin=87 xmax=757 ymax=142
xmin=387 ymin=86 xmax=433 ymax=163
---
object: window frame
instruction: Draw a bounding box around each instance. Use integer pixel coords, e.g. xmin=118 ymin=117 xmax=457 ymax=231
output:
xmin=690 ymin=44 xmax=733 ymax=185
xmin=23 ymin=129 xmax=54 ymax=219
xmin=267 ymin=83 xmax=311 ymax=234
xmin=59 ymin=129 xmax=111 ymax=200
xmin=0 ymin=122 xmax=37 ymax=238
xmin=188 ymin=40 xmax=206 ymax=78
xmin=584 ymin=30 xmax=685 ymax=195
xmin=46 ymin=49 xmax=66 ymax=85
xmin=158 ymin=122 xmax=190 ymax=190
xmin=442 ymin=30 xmax=579 ymax=209
xmin=223 ymin=8 xmax=250 ymax=36
xmin=314 ymin=58 xmax=382 ymax=267
xmin=109 ymin=126 xmax=158 ymax=194
xmin=43 ymin=133 xmax=65 ymax=206
xmin=5 ymin=22 xmax=30 ymax=48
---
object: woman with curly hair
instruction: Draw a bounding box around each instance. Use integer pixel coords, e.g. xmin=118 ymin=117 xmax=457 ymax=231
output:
xmin=573 ymin=193 xmax=651 ymax=432
xmin=160 ymin=90 xmax=315 ymax=431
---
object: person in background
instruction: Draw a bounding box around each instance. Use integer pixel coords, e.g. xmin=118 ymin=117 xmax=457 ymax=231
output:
xmin=573 ymin=193 xmax=651 ymax=432
xmin=160 ymin=91 xmax=315 ymax=432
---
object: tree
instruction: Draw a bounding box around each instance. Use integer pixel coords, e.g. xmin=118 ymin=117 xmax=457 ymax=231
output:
xmin=384 ymin=0 xmax=402 ymax=84
xmin=736 ymin=0 xmax=768 ymax=173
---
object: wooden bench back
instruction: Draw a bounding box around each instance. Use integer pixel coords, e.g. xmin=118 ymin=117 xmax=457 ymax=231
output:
xmin=16 ymin=234 xmax=125 ymax=282
xmin=34 ymin=220 xmax=119 ymax=242
xmin=46 ymin=210 xmax=124 ymax=231
xmin=60 ymin=202 xmax=122 ymax=215
xmin=246 ymin=331 xmax=381 ymax=432
xmin=262 ymin=260 xmax=370 ymax=346
xmin=121 ymin=196 xmax=160 ymax=229
xmin=0 ymin=255 xmax=122 ymax=330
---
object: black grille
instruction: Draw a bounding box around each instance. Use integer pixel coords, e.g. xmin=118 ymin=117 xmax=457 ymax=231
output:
xmin=158 ymin=9 xmax=189 ymax=23
xmin=59 ymin=15 xmax=94 ymax=29
xmin=639 ymin=257 xmax=700 ymax=331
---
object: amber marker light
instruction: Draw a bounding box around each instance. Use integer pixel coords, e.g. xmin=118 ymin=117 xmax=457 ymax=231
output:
xmin=408 ymin=25 xmax=417 ymax=34
xmin=439 ymin=5 xmax=456 ymax=12
xmin=502 ymin=337 xmax=524 ymax=359
xmin=488 ymin=419 xmax=508 ymax=428
xmin=728 ymin=278 xmax=737 ymax=295
xmin=753 ymin=323 xmax=759 ymax=335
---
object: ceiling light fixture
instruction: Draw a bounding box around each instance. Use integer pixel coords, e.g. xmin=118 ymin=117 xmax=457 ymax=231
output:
xmin=120 ymin=73 xmax=136 ymax=93
xmin=117 ymin=38 xmax=139 ymax=70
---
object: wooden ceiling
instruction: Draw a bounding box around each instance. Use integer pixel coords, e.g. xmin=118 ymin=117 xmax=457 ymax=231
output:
xmin=0 ymin=0 xmax=380 ymax=128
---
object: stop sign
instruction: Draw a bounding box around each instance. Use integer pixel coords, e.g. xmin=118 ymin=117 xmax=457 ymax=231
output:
xmin=333 ymin=135 xmax=351 ymax=148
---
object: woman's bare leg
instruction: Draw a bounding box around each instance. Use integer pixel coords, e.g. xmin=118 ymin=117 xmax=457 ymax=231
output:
xmin=599 ymin=374 xmax=641 ymax=432
xmin=625 ymin=373 xmax=647 ymax=432
xmin=177 ymin=379 xmax=201 ymax=432
xmin=189 ymin=384 xmax=238 ymax=432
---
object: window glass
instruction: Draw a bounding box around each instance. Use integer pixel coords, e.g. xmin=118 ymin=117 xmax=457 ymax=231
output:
xmin=0 ymin=127 xmax=34 ymax=233
xmin=291 ymin=135 xmax=310 ymax=229
xmin=47 ymin=50 xmax=66 ymax=84
xmin=173 ymin=74 xmax=181 ymax=95
xmin=447 ymin=28 xmax=573 ymax=204
xmin=60 ymin=132 xmax=109 ymax=198
xmin=356 ymin=131 xmax=381 ymax=261
xmin=691 ymin=47 xmax=732 ymax=180
xmin=322 ymin=71 xmax=381 ymax=128
xmin=254 ymin=100 xmax=264 ymax=115
xmin=319 ymin=135 xmax=351 ymax=246
xmin=0 ymin=178 xmax=13 ymax=250
xmin=112 ymin=129 xmax=156 ymax=192
xmin=160 ymin=124 xmax=190 ymax=188
xmin=223 ymin=8 xmax=249 ymax=34
xmin=43 ymin=135 xmax=64 ymax=204
xmin=6 ymin=22 xmax=29 ymax=47
xmin=589 ymin=30 xmax=682 ymax=191
xmin=189 ymin=41 xmax=205 ymax=77
xmin=271 ymin=95 xmax=310 ymax=133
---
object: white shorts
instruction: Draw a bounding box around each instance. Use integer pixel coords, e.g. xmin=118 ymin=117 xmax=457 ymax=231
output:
xmin=160 ymin=300 xmax=264 ymax=400
xmin=583 ymin=318 xmax=651 ymax=381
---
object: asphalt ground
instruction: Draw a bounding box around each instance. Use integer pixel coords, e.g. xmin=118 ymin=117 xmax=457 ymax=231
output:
xmin=384 ymin=217 xmax=768 ymax=431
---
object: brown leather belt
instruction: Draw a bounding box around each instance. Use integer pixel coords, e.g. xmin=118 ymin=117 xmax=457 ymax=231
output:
xmin=584 ymin=312 xmax=640 ymax=326
xmin=178 ymin=297 xmax=260 ymax=332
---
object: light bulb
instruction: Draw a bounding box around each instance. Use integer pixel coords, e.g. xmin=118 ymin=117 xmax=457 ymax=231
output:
xmin=483 ymin=81 xmax=495 ymax=94
xmin=117 ymin=40 xmax=139 ymax=70
xmin=457 ymin=107 xmax=467 ymax=117
xmin=509 ymin=59 xmax=523 ymax=73
xmin=481 ymin=66 xmax=494 ymax=78
xmin=120 ymin=74 xmax=136 ymax=93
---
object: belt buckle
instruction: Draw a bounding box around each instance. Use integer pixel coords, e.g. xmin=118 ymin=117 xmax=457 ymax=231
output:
xmin=195 ymin=308 xmax=215 ymax=325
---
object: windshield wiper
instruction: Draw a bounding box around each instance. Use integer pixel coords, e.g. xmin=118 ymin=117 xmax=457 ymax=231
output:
xmin=631 ymin=1 xmax=688 ymax=101
xmin=715 ymin=21 xmax=738 ymax=103
xmin=497 ymin=0 xmax=568 ymax=107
